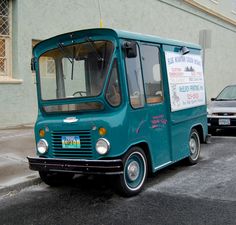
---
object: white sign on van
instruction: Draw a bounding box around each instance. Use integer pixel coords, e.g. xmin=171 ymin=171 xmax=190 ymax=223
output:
xmin=165 ymin=51 xmax=205 ymax=112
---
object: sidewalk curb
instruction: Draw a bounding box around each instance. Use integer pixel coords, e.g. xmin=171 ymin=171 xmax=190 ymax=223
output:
xmin=0 ymin=175 xmax=42 ymax=197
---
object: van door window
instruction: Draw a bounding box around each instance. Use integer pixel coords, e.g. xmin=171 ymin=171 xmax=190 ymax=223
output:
xmin=106 ymin=60 xmax=121 ymax=107
xmin=125 ymin=44 xmax=145 ymax=108
xmin=140 ymin=45 xmax=163 ymax=104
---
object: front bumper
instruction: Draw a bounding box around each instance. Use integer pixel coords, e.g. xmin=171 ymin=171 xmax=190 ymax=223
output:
xmin=207 ymin=117 xmax=236 ymax=129
xmin=27 ymin=157 xmax=123 ymax=175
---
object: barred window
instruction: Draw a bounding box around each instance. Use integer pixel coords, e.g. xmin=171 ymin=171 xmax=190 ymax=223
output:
xmin=0 ymin=38 xmax=6 ymax=75
xmin=46 ymin=58 xmax=55 ymax=75
xmin=0 ymin=0 xmax=11 ymax=78
xmin=32 ymin=40 xmax=55 ymax=77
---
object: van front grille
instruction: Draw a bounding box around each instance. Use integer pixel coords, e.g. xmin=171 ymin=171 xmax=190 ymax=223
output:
xmin=51 ymin=130 xmax=93 ymax=159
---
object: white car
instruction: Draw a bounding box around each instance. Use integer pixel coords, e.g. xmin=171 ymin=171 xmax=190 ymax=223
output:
xmin=207 ymin=85 xmax=236 ymax=134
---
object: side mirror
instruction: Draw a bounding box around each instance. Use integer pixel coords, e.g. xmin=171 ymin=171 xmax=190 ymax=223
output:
xmin=123 ymin=41 xmax=137 ymax=58
xmin=211 ymin=97 xmax=216 ymax=101
xmin=31 ymin=58 xmax=36 ymax=71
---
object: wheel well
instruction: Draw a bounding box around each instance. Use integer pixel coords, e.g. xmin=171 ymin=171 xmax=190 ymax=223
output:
xmin=192 ymin=125 xmax=204 ymax=143
xmin=133 ymin=142 xmax=153 ymax=175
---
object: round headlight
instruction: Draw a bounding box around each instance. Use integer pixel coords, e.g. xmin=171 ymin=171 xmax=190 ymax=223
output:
xmin=96 ymin=138 xmax=110 ymax=155
xmin=37 ymin=139 xmax=48 ymax=154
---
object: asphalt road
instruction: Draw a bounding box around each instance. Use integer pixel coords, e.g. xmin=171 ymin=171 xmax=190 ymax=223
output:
xmin=0 ymin=135 xmax=236 ymax=225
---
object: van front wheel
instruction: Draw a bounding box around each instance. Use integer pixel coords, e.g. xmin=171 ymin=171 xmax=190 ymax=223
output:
xmin=115 ymin=147 xmax=147 ymax=197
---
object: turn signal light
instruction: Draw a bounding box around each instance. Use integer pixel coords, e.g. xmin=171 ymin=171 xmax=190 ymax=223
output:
xmin=98 ymin=127 xmax=107 ymax=136
xmin=39 ymin=129 xmax=45 ymax=138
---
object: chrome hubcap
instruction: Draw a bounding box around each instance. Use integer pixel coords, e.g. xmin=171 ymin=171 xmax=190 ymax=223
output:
xmin=190 ymin=138 xmax=197 ymax=155
xmin=127 ymin=161 xmax=140 ymax=181
xmin=189 ymin=131 xmax=200 ymax=161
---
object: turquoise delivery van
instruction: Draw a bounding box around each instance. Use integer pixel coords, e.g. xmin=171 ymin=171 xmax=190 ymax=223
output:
xmin=28 ymin=28 xmax=208 ymax=196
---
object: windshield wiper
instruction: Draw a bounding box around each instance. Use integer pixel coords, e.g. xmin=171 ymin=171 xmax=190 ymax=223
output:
xmin=58 ymin=43 xmax=76 ymax=80
xmin=86 ymin=37 xmax=104 ymax=62
xmin=216 ymin=98 xmax=234 ymax=101
xmin=71 ymin=46 xmax=76 ymax=80
xmin=58 ymin=43 xmax=73 ymax=64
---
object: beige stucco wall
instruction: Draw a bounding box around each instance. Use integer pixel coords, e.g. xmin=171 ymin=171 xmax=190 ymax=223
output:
xmin=0 ymin=0 xmax=236 ymax=128
xmin=193 ymin=0 xmax=236 ymax=21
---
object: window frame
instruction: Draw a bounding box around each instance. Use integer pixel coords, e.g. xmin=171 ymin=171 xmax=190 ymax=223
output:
xmin=0 ymin=0 xmax=12 ymax=81
xmin=105 ymin=58 xmax=122 ymax=108
xmin=124 ymin=41 xmax=145 ymax=109
xmin=0 ymin=0 xmax=22 ymax=84
xmin=139 ymin=43 xmax=164 ymax=105
xmin=37 ymin=40 xmax=115 ymax=102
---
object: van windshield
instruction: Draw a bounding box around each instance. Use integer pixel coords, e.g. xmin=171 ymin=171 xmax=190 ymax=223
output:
xmin=39 ymin=40 xmax=114 ymax=101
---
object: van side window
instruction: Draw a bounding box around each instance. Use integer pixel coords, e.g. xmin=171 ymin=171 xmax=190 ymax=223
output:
xmin=140 ymin=45 xmax=163 ymax=104
xmin=106 ymin=60 xmax=121 ymax=107
xmin=125 ymin=44 xmax=145 ymax=108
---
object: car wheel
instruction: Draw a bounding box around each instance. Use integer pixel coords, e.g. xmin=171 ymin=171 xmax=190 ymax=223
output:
xmin=186 ymin=129 xmax=201 ymax=165
xmin=39 ymin=171 xmax=74 ymax=186
xmin=115 ymin=147 xmax=147 ymax=197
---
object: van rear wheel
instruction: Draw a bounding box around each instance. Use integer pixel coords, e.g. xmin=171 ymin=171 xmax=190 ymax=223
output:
xmin=39 ymin=171 xmax=74 ymax=186
xmin=187 ymin=129 xmax=201 ymax=165
xmin=115 ymin=147 xmax=147 ymax=197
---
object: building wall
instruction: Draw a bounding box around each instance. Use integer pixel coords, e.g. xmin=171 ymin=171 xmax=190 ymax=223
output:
xmin=0 ymin=0 xmax=236 ymax=128
xmin=193 ymin=0 xmax=236 ymax=22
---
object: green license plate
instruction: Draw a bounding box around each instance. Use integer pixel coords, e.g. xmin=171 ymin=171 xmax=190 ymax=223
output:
xmin=61 ymin=136 xmax=81 ymax=149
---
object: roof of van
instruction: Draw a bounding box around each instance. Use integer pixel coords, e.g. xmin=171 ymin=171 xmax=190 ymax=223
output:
xmin=112 ymin=29 xmax=201 ymax=49
xmin=34 ymin=28 xmax=201 ymax=54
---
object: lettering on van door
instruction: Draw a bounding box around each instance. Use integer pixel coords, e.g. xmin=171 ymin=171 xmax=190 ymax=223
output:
xmin=151 ymin=115 xmax=167 ymax=129
xmin=165 ymin=52 xmax=205 ymax=112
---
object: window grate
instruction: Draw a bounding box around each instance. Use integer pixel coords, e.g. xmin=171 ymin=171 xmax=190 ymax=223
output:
xmin=0 ymin=0 xmax=10 ymax=77
xmin=46 ymin=58 xmax=56 ymax=75
xmin=0 ymin=38 xmax=6 ymax=75
xmin=0 ymin=0 xmax=10 ymax=36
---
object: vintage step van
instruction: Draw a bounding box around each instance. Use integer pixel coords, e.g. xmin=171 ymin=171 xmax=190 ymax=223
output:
xmin=28 ymin=28 xmax=208 ymax=196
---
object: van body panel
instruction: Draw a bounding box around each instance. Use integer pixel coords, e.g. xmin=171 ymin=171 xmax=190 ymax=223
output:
xmin=30 ymin=28 xmax=207 ymax=176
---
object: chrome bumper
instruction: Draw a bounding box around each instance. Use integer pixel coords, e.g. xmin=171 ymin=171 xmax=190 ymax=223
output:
xmin=27 ymin=157 xmax=123 ymax=175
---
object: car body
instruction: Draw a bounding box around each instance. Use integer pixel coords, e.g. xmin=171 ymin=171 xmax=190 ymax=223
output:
xmin=208 ymin=85 xmax=236 ymax=134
